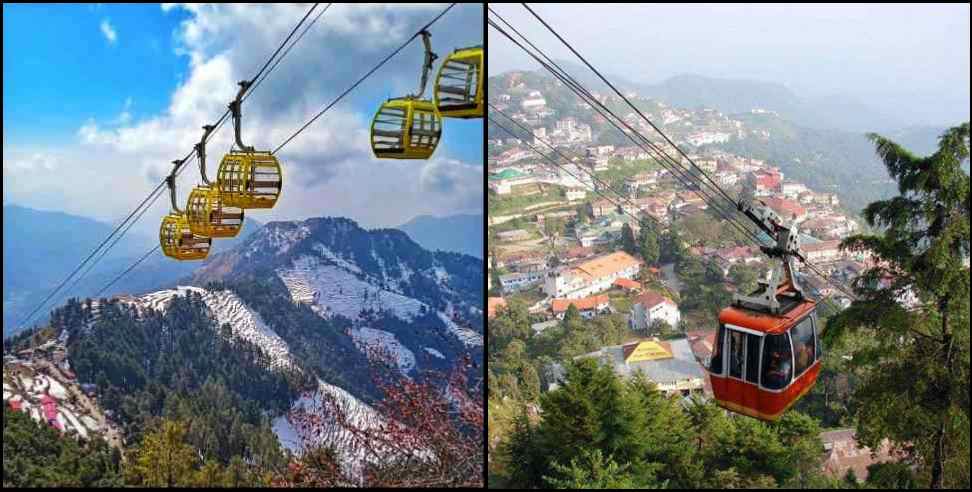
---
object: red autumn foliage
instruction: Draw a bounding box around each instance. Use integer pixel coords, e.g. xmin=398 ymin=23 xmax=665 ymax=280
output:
xmin=273 ymin=342 xmax=484 ymax=488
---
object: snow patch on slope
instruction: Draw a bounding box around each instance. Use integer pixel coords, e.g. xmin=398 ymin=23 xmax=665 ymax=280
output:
xmin=202 ymin=290 xmax=295 ymax=371
xmin=278 ymin=256 xmax=425 ymax=322
xmin=248 ymin=223 xmax=312 ymax=255
xmin=437 ymin=312 xmax=483 ymax=347
xmin=117 ymin=286 xmax=294 ymax=370
xmin=351 ymin=327 xmax=416 ymax=375
xmin=315 ymin=243 xmax=362 ymax=274
xmin=273 ymin=379 xmax=387 ymax=479
xmin=424 ymin=347 xmax=445 ymax=360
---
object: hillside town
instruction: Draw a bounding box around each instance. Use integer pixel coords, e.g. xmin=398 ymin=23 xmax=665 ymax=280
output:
xmin=489 ymin=76 xmax=865 ymax=339
xmin=487 ymin=72 xmax=893 ymax=478
xmin=3 ymin=335 xmax=124 ymax=450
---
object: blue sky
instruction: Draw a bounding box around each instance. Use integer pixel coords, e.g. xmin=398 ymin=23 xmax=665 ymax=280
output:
xmin=3 ymin=4 xmax=189 ymax=145
xmin=3 ymin=3 xmax=484 ymax=233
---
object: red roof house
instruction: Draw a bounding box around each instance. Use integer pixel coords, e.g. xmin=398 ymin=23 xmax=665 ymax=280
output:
xmin=613 ymin=278 xmax=642 ymax=292
xmin=551 ymin=295 xmax=610 ymax=317
xmin=41 ymin=395 xmax=62 ymax=430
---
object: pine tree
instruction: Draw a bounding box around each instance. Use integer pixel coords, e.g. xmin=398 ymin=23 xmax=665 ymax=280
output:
xmin=638 ymin=217 xmax=661 ymax=266
xmin=126 ymin=420 xmax=198 ymax=487
xmin=620 ymin=222 xmax=637 ymax=255
xmin=828 ymin=122 xmax=970 ymax=489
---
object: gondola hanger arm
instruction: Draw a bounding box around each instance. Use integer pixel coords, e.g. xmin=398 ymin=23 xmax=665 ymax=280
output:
xmin=167 ymin=159 xmax=184 ymax=214
xmin=409 ymin=30 xmax=438 ymax=99
xmin=229 ymin=80 xmax=255 ymax=152
xmin=195 ymin=124 xmax=216 ymax=186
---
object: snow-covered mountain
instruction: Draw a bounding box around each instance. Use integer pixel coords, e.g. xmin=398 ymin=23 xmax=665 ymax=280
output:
xmin=190 ymin=216 xmax=484 ymax=377
xmin=109 ymin=286 xmax=386 ymax=471
xmin=22 ymin=216 xmax=483 ymax=473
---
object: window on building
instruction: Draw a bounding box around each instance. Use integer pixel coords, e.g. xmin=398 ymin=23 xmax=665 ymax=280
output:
xmin=791 ymin=315 xmax=815 ymax=376
xmin=761 ymin=332 xmax=793 ymax=390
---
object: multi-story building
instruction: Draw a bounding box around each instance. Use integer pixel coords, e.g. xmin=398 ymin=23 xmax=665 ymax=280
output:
xmin=544 ymin=251 xmax=642 ymax=299
xmin=500 ymin=270 xmax=547 ymax=293
xmin=750 ymin=168 xmax=783 ymax=196
xmin=521 ymin=90 xmax=547 ymax=111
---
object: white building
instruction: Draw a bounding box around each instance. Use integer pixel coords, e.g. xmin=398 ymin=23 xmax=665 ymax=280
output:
xmin=782 ymin=181 xmax=809 ymax=198
xmin=686 ymin=131 xmax=731 ymax=146
xmin=630 ymin=291 xmax=681 ymax=331
xmin=565 ymin=188 xmax=587 ymax=201
xmin=544 ymin=251 xmax=642 ymax=299
xmin=521 ymin=91 xmax=547 ymax=111
xmin=500 ymin=270 xmax=547 ymax=292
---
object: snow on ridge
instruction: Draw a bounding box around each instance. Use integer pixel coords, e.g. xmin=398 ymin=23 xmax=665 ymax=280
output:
xmin=351 ymin=327 xmax=416 ymax=375
xmin=114 ymin=286 xmax=294 ymax=371
xmin=277 ymin=256 xmax=426 ymax=322
xmin=249 ymin=223 xmax=311 ymax=256
xmin=119 ymin=286 xmax=207 ymax=315
xmin=202 ymin=290 xmax=295 ymax=371
xmin=424 ymin=347 xmax=445 ymax=360
xmin=437 ymin=312 xmax=483 ymax=348
xmin=315 ymin=243 xmax=362 ymax=275
xmin=120 ymin=284 xmax=388 ymax=469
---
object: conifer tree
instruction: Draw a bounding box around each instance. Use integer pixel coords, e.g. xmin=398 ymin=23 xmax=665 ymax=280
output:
xmin=828 ymin=122 xmax=970 ymax=489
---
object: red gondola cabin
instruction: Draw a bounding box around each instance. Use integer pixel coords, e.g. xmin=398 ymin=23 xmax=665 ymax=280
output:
xmin=707 ymin=297 xmax=822 ymax=421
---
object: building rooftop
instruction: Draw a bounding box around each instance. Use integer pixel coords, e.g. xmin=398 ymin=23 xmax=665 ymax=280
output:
xmin=613 ymin=278 xmax=641 ymax=291
xmin=551 ymin=294 xmax=610 ymax=314
xmin=802 ymin=239 xmax=842 ymax=253
xmin=580 ymin=338 xmax=706 ymax=387
xmin=489 ymin=168 xmax=526 ymax=181
xmin=633 ymin=290 xmax=675 ymax=309
xmin=575 ymin=251 xmax=642 ymax=280
xmin=820 ymin=429 xmax=902 ymax=482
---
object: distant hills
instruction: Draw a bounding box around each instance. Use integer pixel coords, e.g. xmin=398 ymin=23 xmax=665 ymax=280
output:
xmin=491 ymin=67 xmax=961 ymax=213
xmin=2 ymin=207 xmax=487 ymax=336
xmin=397 ymin=213 xmax=483 ymax=259
xmin=2 ymin=204 xmax=262 ymax=336
xmin=544 ymin=60 xmax=908 ymax=133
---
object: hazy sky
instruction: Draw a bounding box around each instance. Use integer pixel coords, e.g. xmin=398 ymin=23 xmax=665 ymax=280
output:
xmin=4 ymin=3 xmax=484 ymax=236
xmin=489 ymin=3 xmax=970 ymax=127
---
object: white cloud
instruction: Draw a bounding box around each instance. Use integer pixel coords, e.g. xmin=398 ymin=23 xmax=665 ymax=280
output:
xmin=100 ymin=19 xmax=117 ymax=44
xmin=8 ymin=3 xmax=483 ymax=235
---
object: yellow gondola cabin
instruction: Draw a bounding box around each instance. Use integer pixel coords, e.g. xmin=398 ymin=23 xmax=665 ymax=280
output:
xmin=160 ymin=160 xmax=211 ymax=261
xmin=434 ymin=46 xmax=483 ymax=119
xmin=186 ymin=125 xmax=244 ymax=237
xmin=370 ymin=98 xmax=442 ymax=159
xmin=370 ymin=30 xmax=442 ymax=160
xmin=216 ymin=80 xmax=282 ymax=209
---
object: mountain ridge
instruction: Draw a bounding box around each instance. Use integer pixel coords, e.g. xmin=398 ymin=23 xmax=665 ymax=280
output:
xmin=396 ymin=213 xmax=484 ymax=259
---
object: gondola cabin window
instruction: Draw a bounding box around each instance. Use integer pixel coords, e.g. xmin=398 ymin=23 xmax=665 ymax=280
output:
xmin=791 ymin=315 xmax=816 ymax=377
xmin=728 ymin=330 xmax=744 ymax=379
xmin=760 ymin=332 xmax=793 ymax=390
xmin=746 ymin=334 xmax=761 ymax=384
xmin=709 ymin=326 xmax=725 ymax=375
